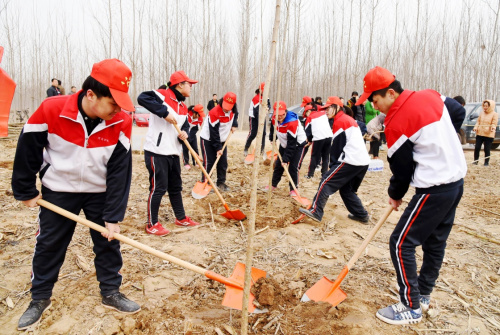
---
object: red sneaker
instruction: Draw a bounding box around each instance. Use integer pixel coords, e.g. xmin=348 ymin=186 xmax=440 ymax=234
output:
xmin=175 ymin=216 xmax=200 ymax=227
xmin=145 ymin=222 xmax=170 ymax=236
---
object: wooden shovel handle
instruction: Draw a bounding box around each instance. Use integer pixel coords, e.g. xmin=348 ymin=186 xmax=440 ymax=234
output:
xmin=173 ymin=123 xmax=227 ymax=206
xmin=346 ymin=206 xmax=393 ymax=270
xmin=36 ymin=199 xmax=207 ymax=276
xmin=274 ymin=143 xmax=302 ymax=198
xmin=207 ymin=131 xmax=233 ymax=178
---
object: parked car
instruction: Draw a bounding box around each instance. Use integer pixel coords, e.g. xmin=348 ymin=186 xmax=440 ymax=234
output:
xmin=459 ymin=102 xmax=500 ymax=149
xmin=133 ymin=106 xmax=150 ymax=127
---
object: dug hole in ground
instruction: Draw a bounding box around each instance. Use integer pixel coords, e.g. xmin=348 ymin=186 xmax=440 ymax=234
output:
xmin=0 ymin=127 xmax=499 ymax=334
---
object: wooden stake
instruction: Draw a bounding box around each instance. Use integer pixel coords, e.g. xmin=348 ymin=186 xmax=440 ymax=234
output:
xmin=241 ymin=2 xmax=281 ymax=335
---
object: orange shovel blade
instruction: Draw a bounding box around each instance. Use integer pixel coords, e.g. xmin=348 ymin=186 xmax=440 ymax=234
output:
xmin=192 ymin=181 xmax=212 ymax=199
xmin=266 ymin=150 xmax=278 ymax=161
xmin=300 ymin=276 xmax=347 ymax=307
xmin=291 ymin=195 xmax=311 ymax=207
xmin=221 ymin=262 xmax=267 ymax=313
xmin=244 ymin=153 xmax=255 ymax=164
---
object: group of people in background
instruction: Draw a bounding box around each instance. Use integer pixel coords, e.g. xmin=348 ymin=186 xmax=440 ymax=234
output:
xmin=46 ymin=77 xmax=77 ymax=97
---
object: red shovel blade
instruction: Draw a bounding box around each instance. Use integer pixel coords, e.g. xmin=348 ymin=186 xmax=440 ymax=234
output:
xmin=221 ymin=209 xmax=247 ymax=221
xmin=291 ymin=195 xmax=311 ymax=207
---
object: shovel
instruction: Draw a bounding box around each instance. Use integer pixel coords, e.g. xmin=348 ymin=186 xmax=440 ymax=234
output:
xmin=301 ymin=206 xmax=393 ymax=306
xmin=274 ymin=145 xmax=311 ymax=207
xmin=36 ymin=199 xmax=265 ymax=312
xmin=174 ymin=124 xmax=246 ymax=221
xmin=192 ymin=131 xmax=233 ymax=199
xmin=264 ymin=150 xmax=278 ymax=165
xmin=244 ymin=147 xmax=255 ymax=165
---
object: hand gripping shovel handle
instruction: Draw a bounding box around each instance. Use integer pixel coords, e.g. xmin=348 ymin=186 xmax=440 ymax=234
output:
xmin=36 ymin=199 xmax=245 ymax=289
xmin=173 ymin=123 xmax=227 ymax=206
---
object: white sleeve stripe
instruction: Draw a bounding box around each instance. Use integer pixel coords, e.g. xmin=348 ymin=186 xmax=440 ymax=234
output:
xmin=387 ymin=134 xmax=410 ymax=158
xmin=24 ymin=123 xmax=48 ymax=133
xmin=119 ymin=131 xmax=131 ymax=151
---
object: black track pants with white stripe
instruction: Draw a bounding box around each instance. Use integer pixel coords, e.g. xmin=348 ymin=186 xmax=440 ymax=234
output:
xmin=309 ymin=162 xmax=368 ymax=220
xmin=31 ymin=186 xmax=123 ymax=299
xmin=144 ymin=150 xmax=185 ymax=226
xmin=271 ymin=144 xmax=304 ymax=191
xmin=390 ymin=179 xmax=464 ymax=309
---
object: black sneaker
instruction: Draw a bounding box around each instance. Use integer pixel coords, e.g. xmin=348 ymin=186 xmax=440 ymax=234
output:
xmin=348 ymin=214 xmax=370 ymax=224
xmin=102 ymin=292 xmax=141 ymax=314
xmin=18 ymin=299 xmax=52 ymax=330
xmin=299 ymin=208 xmax=321 ymax=223
xmin=217 ymin=183 xmax=230 ymax=192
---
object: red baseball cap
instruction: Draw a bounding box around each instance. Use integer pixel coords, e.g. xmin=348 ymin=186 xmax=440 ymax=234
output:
xmin=304 ymin=105 xmax=313 ymax=112
xmin=321 ymin=96 xmax=343 ymax=109
xmin=90 ymin=59 xmax=135 ymax=111
xmin=222 ymin=92 xmax=237 ymax=110
xmin=169 ymin=70 xmax=198 ymax=86
xmin=260 ymin=82 xmax=265 ymax=91
xmin=356 ymin=66 xmax=396 ymax=105
xmin=274 ymin=101 xmax=287 ymax=116
xmin=193 ymin=104 xmax=205 ymax=117
xmin=300 ymin=96 xmax=312 ymax=107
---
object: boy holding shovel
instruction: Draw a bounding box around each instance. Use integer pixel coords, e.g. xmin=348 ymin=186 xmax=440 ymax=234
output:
xmin=138 ymin=70 xmax=201 ymax=236
xmin=299 ymin=97 xmax=370 ymax=224
xmin=356 ymin=66 xmax=466 ymax=325
xmin=12 ymin=59 xmax=140 ymax=330
xmin=266 ymin=101 xmax=307 ymax=196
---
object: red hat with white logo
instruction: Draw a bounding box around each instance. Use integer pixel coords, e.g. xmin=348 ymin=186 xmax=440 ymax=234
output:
xmin=193 ymin=104 xmax=205 ymax=117
xmin=222 ymin=92 xmax=237 ymax=110
xmin=356 ymin=66 xmax=396 ymax=105
xmin=169 ymin=70 xmax=198 ymax=86
xmin=90 ymin=59 xmax=135 ymax=111
xmin=300 ymin=96 xmax=312 ymax=107
xmin=273 ymin=101 xmax=287 ymax=116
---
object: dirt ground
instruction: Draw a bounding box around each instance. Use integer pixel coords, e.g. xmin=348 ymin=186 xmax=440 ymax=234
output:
xmin=0 ymin=126 xmax=499 ymax=334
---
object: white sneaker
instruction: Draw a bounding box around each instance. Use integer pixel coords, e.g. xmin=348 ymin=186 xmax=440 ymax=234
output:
xmin=376 ymin=302 xmax=422 ymax=325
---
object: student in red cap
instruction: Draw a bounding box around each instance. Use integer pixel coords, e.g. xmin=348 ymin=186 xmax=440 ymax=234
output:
xmin=138 ymin=70 xmax=200 ymax=236
xmin=299 ymin=96 xmax=370 ymax=224
xmin=182 ymin=104 xmax=205 ymax=167
xmin=297 ymin=104 xmax=314 ymax=169
xmin=244 ymin=82 xmax=269 ymax=159
xmin=266 ymin=101 xmax=307 ymax=196
xmin=12 ymin=59 xmax=140 ymax=330
xmin=355 ymin=66 xmax=466 ymax=325
xmin=304 ymin=102 xmax=333 ymax=179
xmin=199 ymin=92 xmax=239 ymax=191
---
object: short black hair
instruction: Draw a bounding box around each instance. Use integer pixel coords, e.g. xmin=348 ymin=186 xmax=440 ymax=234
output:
xmin=82 ymin=76 xmax=112 ymax=99
xmin=71 ymin=86 xmax=76 ymax=89
xmin=351 ymin=91 xmax=358 ymax=96
xmin=368 ymin=80 xmax=403 ymax=102
xmin=255 ymin=89 xmax=260 ymax=95
xmin=315 ymin=96 xmax=322 ymax=102
xmin=213 ymin=93 xmax=217 ymax=97
xmin=51 ymin=78 xmax=58 ymax=82
xmin=158 ymin=84 xmax=167 ymax=90
xmin=57 ymin=80 xmax=62 ymax=85
xmin=188 ymin=105 xmax=195 ymax=112
xmin=343 ymin=106 xmax=354 ymax=118
xmin=453 ymin=95 xmax=466 ymax=106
